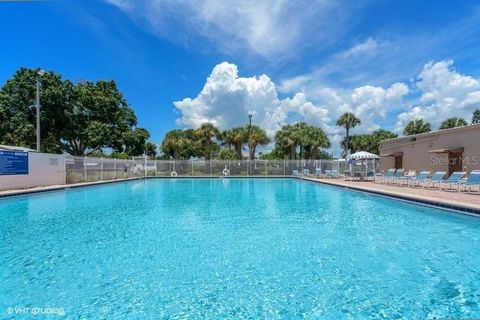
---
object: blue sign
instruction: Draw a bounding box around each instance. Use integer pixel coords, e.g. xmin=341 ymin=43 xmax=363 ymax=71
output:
xmin=0 ymin=151 xmax=29 ymax=175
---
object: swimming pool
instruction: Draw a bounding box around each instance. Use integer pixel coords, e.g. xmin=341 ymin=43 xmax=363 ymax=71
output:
xmin=1 ymin=178 xmax=480 ymax=318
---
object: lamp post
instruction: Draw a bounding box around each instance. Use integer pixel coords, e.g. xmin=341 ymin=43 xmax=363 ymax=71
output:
xmin=35 ymin=68 xmax=45 ymax=151
xmin=248 ymin=114 xmax=253 ymax=160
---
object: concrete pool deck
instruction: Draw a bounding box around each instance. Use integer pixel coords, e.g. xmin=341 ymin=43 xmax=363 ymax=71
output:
xmin=301 ymin=177 xmax=480 ymax=213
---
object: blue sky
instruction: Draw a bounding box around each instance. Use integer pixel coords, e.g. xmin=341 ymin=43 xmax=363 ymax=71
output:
xmin=1 ymin=0 xmax=480 ymax=156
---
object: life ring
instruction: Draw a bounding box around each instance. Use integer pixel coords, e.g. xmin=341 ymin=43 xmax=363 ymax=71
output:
xmin=222 ymin=168 xmax=230 ymax=176
xmin=170 ymin=171 xmax=178 ymax=177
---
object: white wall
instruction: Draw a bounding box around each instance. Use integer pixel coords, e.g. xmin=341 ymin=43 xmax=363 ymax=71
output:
xmin=0 ymin=152 xmax=66 ymax=191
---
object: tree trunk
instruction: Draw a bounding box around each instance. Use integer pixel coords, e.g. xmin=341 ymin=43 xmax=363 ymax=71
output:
xmin=345 ymin=127 xmax=350 ymax=158
xmin=290 ymin=145 xmax=296 ymax=160
xmin=235 ymin=143 xmax=243 ymax=159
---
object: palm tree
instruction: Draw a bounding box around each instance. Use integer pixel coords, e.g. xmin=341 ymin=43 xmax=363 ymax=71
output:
xmin=247 ymin=126 xmax=270 ymax=160
xmin=300 ymin=125 xmax=330 ymax=159
xmin=336 ymin=112 xmax=361 ymax=157
xmin=403 ymin=119 xmax=431 ymax=136
xmin=222 ymin=127 xmax=247 ymax=159
xmin=275 ymin=124 xmax=298 ymax=160
xmin=439 ymin=117 xmax=468 ymax=129
xmin=161 ymin=130 xmax=189 ymax=160
xmin=473 ymin=109 xmax=480 ymax=124
xmin=195 ymin=122 xmax=221 ymax=160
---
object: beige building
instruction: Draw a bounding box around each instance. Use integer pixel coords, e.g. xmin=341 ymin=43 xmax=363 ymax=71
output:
xmin=379 ymin=124 xmax=480 ymax=176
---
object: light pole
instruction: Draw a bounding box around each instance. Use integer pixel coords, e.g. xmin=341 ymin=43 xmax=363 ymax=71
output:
xmin=248 ymin=114 xmax=253 ymax=160
xmin=35 ymin=68 xmax=45 ymax=151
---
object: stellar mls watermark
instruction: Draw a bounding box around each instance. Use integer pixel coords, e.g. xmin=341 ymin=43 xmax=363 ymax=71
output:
xmin=6 ymin=306 xmax=65 ymax=316
xmin=429 ymin=155 xmax=479 ymax=166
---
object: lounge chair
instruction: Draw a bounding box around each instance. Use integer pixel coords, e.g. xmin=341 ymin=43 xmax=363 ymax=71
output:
xmin=387 ymin=168 xmax=404 ymax=184
xmin=459 ymin=170 xmax=480 ymax=193
xmin=330 ymin=169 xmax=339 ymax=178
xmin=406 ymin=171 xmax=430 ymax=187
xmin=365 ymin=170 xmax=375 ymax=181
xmin=375 ymin=168 xmax=396 ymax=183
xmin=396 ymin=170 xmax=417 ymax=186
xmin=439 ymin=171 xmax=466 ymax=191
xmin=344 ymin=170 xmax=353 ymax=181
xmin=422 ymin=171 xmax=447 ymax=189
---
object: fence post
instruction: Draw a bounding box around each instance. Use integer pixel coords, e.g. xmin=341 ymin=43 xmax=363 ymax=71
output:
xmin=210 ymin=160 xmax=212 ymax=176
xmin=191 ymin=160 xmax=194 ymax=176
xmin=144 ymin=156 xmax=147 ymax=178
xmin=83 ymin=157 xmax=87 ymax=182
xmin=114 ymin=158 xmax=117 ymax=180
xmin=265 ymin=160 xmax=267 ymax=176
xmin=155 ymin=159 xmax=157 ymax=176
xmin=100 ymin=157 xmax=104 ymax=181
xmin=284 ymin=159 xmax=286 ymax=176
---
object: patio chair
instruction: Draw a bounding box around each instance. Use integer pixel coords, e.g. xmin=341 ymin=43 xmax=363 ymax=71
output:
xmin=303 ymin=168 xmax=310 ymax=176
xmin=365 ymin=170 xmax=376 ymax=181
xmin=406 ymin=171 xmax=430 ymax=187
xmin=324 ymin=169 xmax=332 ymax=178
xmin=330 ymin=169 xmax=339 ymax=178
xmin=439 ymin=171 xmax=466 ymax=192
xmin=422 ymin=171 xmax=447 ymax=189
xmin=396 ymin=170 xmax=417 ymax=186
xmin=459 ymin=170 xmax=480 ymax=193
xmin=344 ymin=170 xmax=353 ymax=181
xmin=375 ymin=168 xmax=396 ymax=183
xmin=387 ymin=168 xmax=404 ymax=184
xmin=292 ymin=169 xmax=300 ymax=176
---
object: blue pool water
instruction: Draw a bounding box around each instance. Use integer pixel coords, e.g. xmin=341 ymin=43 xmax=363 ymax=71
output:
xmin=1 ymin=178 xmax=480 ymax=319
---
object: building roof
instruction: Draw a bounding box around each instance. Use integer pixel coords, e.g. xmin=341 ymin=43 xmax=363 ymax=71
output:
xmin=381 ymin=123 xmax=480 ymax=145
xmin=0 ymin=144 xmax=37 ymax=152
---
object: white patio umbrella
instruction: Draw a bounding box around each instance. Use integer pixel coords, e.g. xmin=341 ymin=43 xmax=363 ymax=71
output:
xmin=346 ymin=151 xmax=380 ymax=160
xmin=347 ymin=151 xmax=380 ymax=174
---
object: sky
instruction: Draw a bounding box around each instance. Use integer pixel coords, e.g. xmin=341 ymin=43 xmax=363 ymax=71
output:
xmin=1 ymin=0 xmax=480 ymax=156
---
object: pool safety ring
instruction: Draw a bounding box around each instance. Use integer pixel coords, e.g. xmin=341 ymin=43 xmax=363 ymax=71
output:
xmin=170 ymin=171 xmax=178 ymax=177
xmin=223 ymin=168 xmax=230 ymax=176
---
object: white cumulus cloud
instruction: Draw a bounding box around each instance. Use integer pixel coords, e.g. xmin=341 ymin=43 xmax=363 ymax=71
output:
xmin=395 ymin=60 xmax=480 ymax=132
xmin=174 ymin=62 xmax=331 ymax=136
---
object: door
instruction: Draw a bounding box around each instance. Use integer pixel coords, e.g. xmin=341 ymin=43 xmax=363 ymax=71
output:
xmin=448 ymin=152 xmax=463 ymax=176
xmin=394 ymin=155 xmax=403 ymax=169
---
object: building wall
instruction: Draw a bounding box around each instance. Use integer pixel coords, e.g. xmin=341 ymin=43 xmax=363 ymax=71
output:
xmin=0 ymin=152 xmax=66 ymax=191
xmin=379 ymin=125 xmax=480 ymax=174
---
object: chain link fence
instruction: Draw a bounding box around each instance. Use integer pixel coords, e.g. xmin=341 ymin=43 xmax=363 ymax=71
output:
xmin=65 ymin=156 xmax=380 ymax=184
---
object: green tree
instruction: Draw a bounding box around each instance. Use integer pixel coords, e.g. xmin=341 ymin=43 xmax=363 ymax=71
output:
xmin=195 ymin=122 xmax=221 ymax=160
xmin=216 ymin=148 xmax=237 ymax=160
xmin=472 ymin=109 xmax=480 ymax=124
xmin=439 ymin=117 xmax=468 ymax=129
xmin=247 ymin=125 xmax=270 ymax=160
xmin=403 ymin=119 xmax=431 ymax=136
xmin=161 ymin=130 xmax=190 ymax=160
xmin=274 ymin=124 xmax=298 ymax=160
xmin=341 ymin=129 xmax=397 ymax=155
xmin=336 ymin=112 xmax=361 ymax=157
xmin=0 ymin=68 xmax=152 ymax=156
xmin=222 ymin=127 xmax=247 ymax=159
xmin=274 ymin=122 xmax=330 ymax=160
xmin=300 ymin=125 xmax=330 ymax=159
xmin=0 ymin=68 xmax=72 ymax=152
xmin=145 ymin=142 xmax=157 ymax=158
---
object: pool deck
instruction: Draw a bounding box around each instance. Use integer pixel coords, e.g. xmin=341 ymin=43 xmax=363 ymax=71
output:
xmin=301 ymin=177 xmax=480 ymax=213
